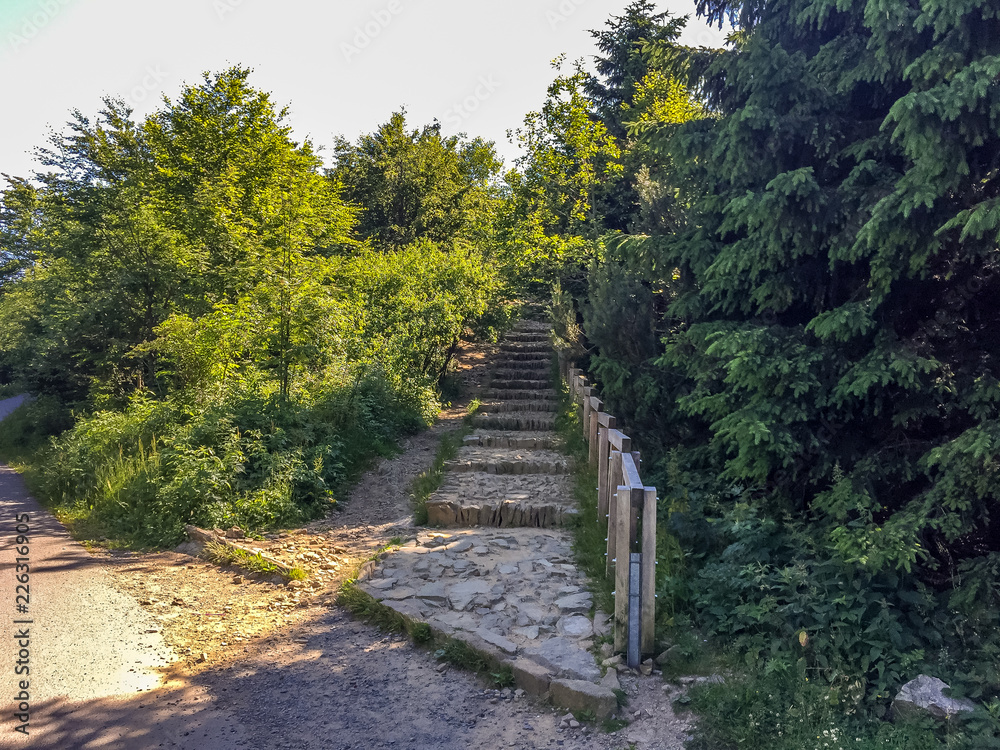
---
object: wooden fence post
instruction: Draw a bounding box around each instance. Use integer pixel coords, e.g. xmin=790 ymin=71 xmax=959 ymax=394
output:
xmin=614 ymin=485 xmax=631 ymax=652
xmin=606 ymin=449 xmax=623 ymax=577
xmin=588 ymin=397 xmax=602 ymax=466
xmin=630 ymin=451 xmax=642 ymax=542
xmin=597 ymin=414 xmax=616 ymax=520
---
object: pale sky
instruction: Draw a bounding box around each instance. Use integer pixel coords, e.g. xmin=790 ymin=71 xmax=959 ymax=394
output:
xmin=0 ymin=0 xmax=728 ymax=179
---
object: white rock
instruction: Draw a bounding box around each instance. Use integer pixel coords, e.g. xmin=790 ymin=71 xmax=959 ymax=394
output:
xmin=476 ymin=628 xmax=518 ymax=654
xmin=447 ymin=580 xmax=491 ymax=611
xmin=556 ymin=615 xmax=593 ymax=638
xmin=554 ymin=592 xmax=592 ymax=614
xmin=893 ymin=675 xmax=977 ymax=720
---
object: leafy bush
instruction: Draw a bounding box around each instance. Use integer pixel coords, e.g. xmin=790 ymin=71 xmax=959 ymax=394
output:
xmin=35 ymin=370 xmax=431 ymax=547
xmin=684 ymin=669 xmax=945 ymax=750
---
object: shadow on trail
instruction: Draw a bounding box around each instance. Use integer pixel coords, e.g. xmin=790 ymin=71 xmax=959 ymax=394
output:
xmin=29 ymin=603 xmax=537 ymax=750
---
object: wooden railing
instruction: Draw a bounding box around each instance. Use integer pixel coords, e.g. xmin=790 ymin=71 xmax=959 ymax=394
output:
xmin=566 ymin=366 xmax=656 ymax=669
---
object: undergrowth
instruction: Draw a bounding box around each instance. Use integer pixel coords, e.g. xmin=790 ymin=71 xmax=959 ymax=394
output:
xmin=0 ymin=396 xmax=74 ymax=467
xmin=679 ymin=666 xmax=1000 ymax=750
xmin=411 ymin=424 xmax=473 ymax=525
xmin=552 ymin=373 xmax=614 ymax=617
xmin=202 ymin=539 xmax=307 ymax=582
xmin=18 ymin=372 xmax=433 ymax=549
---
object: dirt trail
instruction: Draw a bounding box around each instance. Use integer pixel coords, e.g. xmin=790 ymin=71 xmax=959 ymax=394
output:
xmin=0 ymin=346 xmax=693 ymax=749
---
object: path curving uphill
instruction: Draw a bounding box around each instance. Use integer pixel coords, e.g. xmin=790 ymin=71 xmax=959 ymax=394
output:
xmin=0 ymin=354 xmax=693 ymax=749
xmin=358 ymin=321 xmax=621 ymax=718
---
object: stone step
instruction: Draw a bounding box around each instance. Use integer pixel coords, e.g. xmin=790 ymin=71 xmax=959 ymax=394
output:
xmin=485 ymin=389 xmax=558 ymax=401
xmin=463 ymin=431 xmax=561 ymax=450
xmin=487 ymin=379 xmax=550 ymax=391
xmin=481 ymin=400 xmax=557 ymax=414
xmin=505 ymin=332 xmax=551 ymax=343
xmin=512 ymin=320 xmax=551 ymax=332
xmin=356 ymin=528 xmax=604 ymax=683
xmin=426 ymin=474 xmax=578 ymax=529
xmin=500 ymin=344 xmax=551 ymax=356
xmin=474 ymin=413 xmax=556 ymax=431
xmin=500 ymin=351 xmax=553 ymax=362
xmin=445 ymin=447 xmax=572 ymax=475
xmin=493 ymin=366 xmax=551 ymax=380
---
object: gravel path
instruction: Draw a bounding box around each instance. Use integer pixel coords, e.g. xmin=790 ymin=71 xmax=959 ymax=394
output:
xmin=0 ymin=461 xmax=246 ymax=749
xmin=0 ymin=394 xmax=29 ymax=423
xmin=0 ymin=370 xmax=693 ymax=749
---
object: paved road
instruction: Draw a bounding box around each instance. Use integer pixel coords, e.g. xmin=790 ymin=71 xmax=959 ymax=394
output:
xmin=0 ymin=395 xmax=30 ymax=424
xmin=0 ymin=396 xmax=247 ymax=749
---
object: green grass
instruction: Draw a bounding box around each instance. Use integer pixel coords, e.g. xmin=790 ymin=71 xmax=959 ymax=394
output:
xmin=434 ymin=638 xmax=515 ymax=686
xmin=602 ymin=717 xmax=630 ymax=733
xmin=0 ymin=382 xmax=26 ymax=399
xmin=679 ymin=667 xmax=965 ymax=750
xmin=551 ymin=372 xmax=615 ymax=618
xmin=202 ymin=539 xmax=307 ymax=582
xmin=410 ymin=425 xmax=472 ymax=525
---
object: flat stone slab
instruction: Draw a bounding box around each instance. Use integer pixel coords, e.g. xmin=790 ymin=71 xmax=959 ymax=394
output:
xmin=474 ymin=412 xmax=556 ymax=430
xmin=358 ymin=529 xmax=597 ymax=664
xmin=445 ymin=446 xmax=572 ymax=475
xmin=426 ymin=473 xmax=578 ymax=528
xmin=463 ymin=431 xmax=561 ymax=450
xmin=479 ymin=399 xmax=557 ymax=414
xmin=521 ymin=636 xmax=602 ymax=682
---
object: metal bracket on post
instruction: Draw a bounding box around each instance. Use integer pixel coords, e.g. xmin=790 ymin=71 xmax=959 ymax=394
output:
xmin=628 ymin=552 xmax=642 ymax=669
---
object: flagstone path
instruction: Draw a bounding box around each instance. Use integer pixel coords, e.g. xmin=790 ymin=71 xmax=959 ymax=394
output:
xmin=357 ymin=321 xmax=620 ymax=718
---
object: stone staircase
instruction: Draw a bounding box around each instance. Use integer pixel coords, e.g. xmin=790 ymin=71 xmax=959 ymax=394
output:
xmin=426 ymin=321 xmax=578 ymax=528
xmin=354 ymin=318 xmax=621 ymax=721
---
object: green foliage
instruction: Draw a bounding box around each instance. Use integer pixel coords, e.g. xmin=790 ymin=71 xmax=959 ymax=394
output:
xmin=0 ymin=67 xmax=355 ymax=402
xmin=331 ymin=111 xmax=502 ymax=251
xmin=553 ymin=378 xmax=614 ymax=617
xmin=338 ymin=240 xmax=511 ymax=383
xmin=0 ymin=67 xmax=514 ymax=550
xmin=0 ymin=397 xmax=74 ymax=465
xmin=202 ymin=540 xmax=306 ymax=582
xmin=522 ymin=0 xmax=1000 ymax=746
xmin=410 ymin=425 xmax=471 ymax=526
xmin=685 ymin=669 xmax=945 ymax=750
xmin=500 ymin=56 xmax=622 ymax=288
xmin=34 ymin=372 xmax=427 ymax=547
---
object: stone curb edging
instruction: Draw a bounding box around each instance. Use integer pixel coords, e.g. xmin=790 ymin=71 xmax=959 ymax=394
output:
xmin=339 ymin=579 xmax=618 ymax=721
